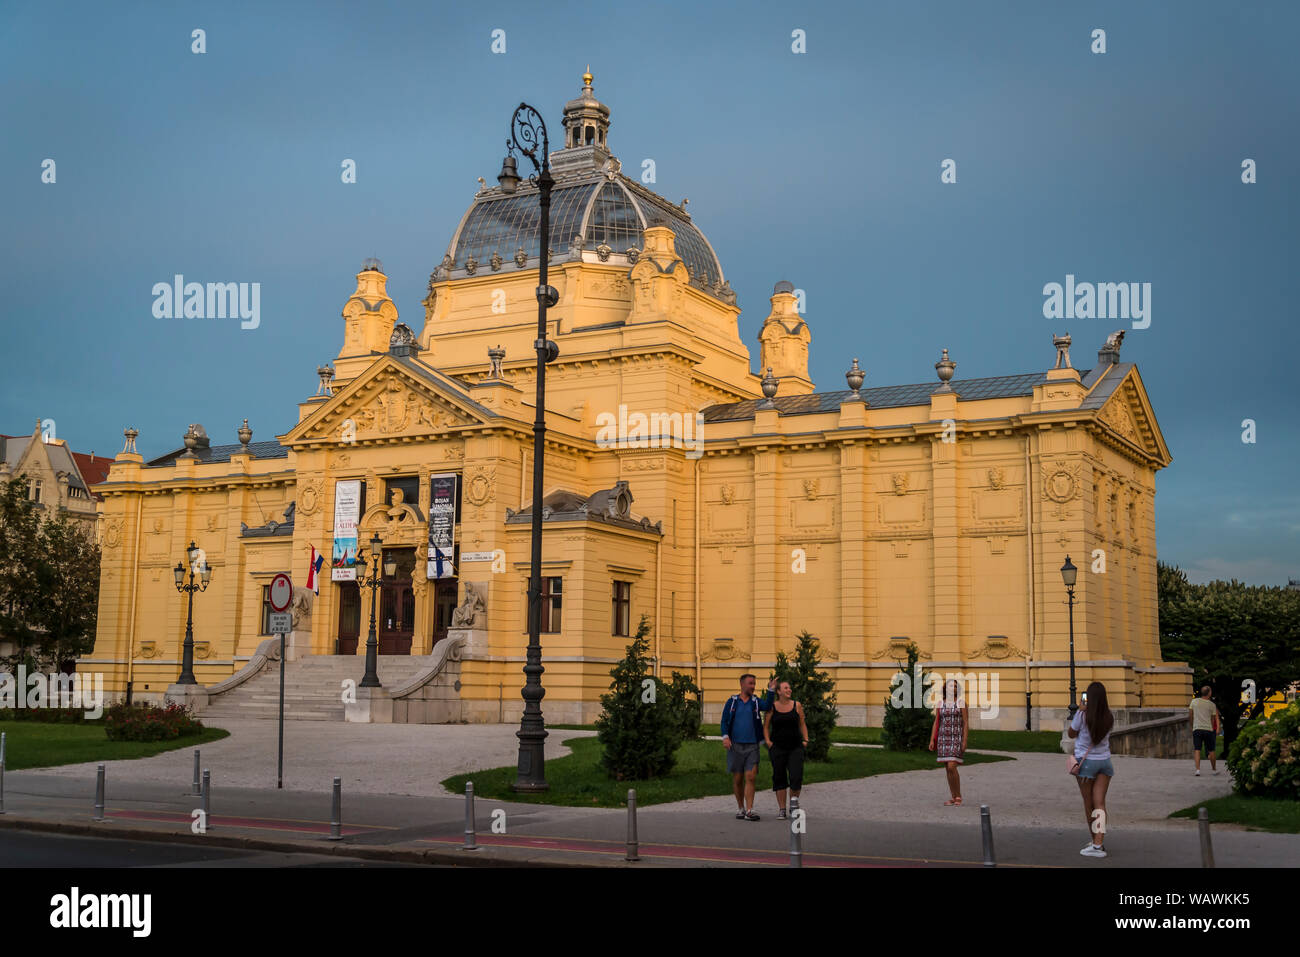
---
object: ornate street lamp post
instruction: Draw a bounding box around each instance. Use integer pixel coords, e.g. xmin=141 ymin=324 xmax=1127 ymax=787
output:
xmin=498 ymin=102 xmax=559 ymax=792
xmin=1061 ymin=556 xmax=1079 ymax=718
xmin=359 ymin=532 xmax=394 ymax=688
xmin=172 ymin=541 xmax=212 ymax=685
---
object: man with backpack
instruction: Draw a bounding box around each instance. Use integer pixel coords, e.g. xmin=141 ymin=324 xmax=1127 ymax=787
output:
xmin=721 ymin=673 xmax=777 ymax=820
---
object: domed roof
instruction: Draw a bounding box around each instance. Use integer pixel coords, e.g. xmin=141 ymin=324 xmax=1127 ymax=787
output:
xmin=437 ymin=73 xmax=731 ymax=303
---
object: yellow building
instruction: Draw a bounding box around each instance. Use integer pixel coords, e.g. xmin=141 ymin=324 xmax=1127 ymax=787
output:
xmin=85 ymin=74 xmax=1190 ymax=727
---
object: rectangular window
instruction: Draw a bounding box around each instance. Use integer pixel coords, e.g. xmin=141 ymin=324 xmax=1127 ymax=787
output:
xmin=526 ymin=577 xmax=563 ymax=633
xmin=29 ymin=479 xmax=42 ymax=503
xmin=260 ymin=584 xmax=274 ymax=635
xmin=612 ymin=580 xmax=631 ymax=637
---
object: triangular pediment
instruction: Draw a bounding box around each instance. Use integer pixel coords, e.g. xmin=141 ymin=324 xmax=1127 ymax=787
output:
xmin=283 ymin=356 xmax=493 ymax=447
xmin=1094 ymin=369 xmax=1170 ymax=466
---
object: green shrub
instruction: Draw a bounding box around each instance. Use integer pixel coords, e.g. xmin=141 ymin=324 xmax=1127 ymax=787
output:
xmin=771 ymin=631 xmax=839 ymax=760
xmin=1227 ymin=701 xmax=1300 ymax=799
xmin=664 ymin=671 xmax=702 ymax=742
xmin=0 ymin=706 xmax=92 ymax=723
xmin=104 ymin=702 xmax=204 ymax=742
xmin=881 ymin=642 xmax=933 ymax=751
xmin=595 ymin=616 xmax=684 ymax=779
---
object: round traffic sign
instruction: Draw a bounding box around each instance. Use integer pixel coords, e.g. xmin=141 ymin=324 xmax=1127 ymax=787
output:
xmin=268 ymin=573 xmax=293 ymax=612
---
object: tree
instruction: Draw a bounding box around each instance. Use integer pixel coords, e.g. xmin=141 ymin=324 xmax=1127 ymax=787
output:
xmin=31 ymin=511 xmax=101 ymax=667
xmin=881 ymin=642 xmax=933 ymax=750
xmin=1158 ymin=561 xmax=1300 ymax=754
xmin=595 ymin=615 xmax=684 ymax=779
xmin=770 ymin=630 xmax=839 ymax=760
xmin=0 ymin=477 xmax=44 ymax=665
xmin=663 ymin=670 xmax=702 ymax=742
xmin=0 ymin=476 xmax=101 ymax=671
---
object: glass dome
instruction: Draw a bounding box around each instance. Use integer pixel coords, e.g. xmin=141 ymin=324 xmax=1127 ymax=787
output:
xmin=441 ymin=173 xmax=728 ymax=297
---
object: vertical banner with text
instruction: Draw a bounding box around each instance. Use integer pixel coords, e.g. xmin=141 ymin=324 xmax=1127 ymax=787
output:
xmin=331 ymin=479 xmax=362 ymax=581
xmin=427 ymin=473 xmax=457 ymax=579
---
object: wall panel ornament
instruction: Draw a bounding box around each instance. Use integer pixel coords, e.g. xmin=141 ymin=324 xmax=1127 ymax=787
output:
xmin=1043 ymin=460 xmax=1081 ymax=504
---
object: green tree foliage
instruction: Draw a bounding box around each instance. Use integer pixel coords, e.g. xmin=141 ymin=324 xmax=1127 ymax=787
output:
xmin=0 ymin=477 xmax=99 ymax=670
xmin=770 ymin=630 xmax=839 ymax=760
xmin=1227 ymin=701 xmax=1300 ymax=799
xmin=595 ymin=615 xmax=685 ymax=779
xmin=0 ymin=477 xmax=43 ymax=660
xmin=30 ymin=511 xmax=101 ymax=666
xmin=663 ymin=670 xmax=702 ymax=742
xmin=881 ymin=642 xmax=933 ymax=751
xmin=1158 ymin=561 xmax=1300 ymax=753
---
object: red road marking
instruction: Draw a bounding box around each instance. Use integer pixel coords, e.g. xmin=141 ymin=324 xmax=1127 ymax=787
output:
xmin=107 ymin=809 xmax=378 ymax=836
xmin=421 ymin=833 xmax=936 ymax=867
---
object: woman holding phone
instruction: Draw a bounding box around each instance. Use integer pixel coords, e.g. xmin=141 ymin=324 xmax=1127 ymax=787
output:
xmin=1069 ymin=681 xmax=1115 ymax=858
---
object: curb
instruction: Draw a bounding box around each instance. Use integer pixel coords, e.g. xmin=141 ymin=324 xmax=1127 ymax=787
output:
xmin=0 ymin=815 xmax=591 ymax=868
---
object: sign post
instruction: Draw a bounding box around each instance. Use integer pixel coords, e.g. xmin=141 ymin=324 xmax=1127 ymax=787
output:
xmin=268 ymin=573 xmax=293 ymax=789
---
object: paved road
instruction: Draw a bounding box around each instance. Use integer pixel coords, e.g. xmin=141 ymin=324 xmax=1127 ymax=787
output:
xmin=0 ymin=829 xmax=425 ymax=868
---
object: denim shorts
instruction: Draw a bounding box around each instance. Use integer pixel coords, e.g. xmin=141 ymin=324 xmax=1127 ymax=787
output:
xmin=1077 ymin=757 xmax=1115 ymax=780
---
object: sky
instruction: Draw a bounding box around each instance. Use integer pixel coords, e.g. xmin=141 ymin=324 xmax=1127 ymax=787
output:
xmin=1 ymin=0 xmax=1296 ymax=586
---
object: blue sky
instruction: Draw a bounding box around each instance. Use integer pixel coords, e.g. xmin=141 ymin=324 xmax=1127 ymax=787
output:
xmin=2 ymin=0 xmax=1296 ymax=585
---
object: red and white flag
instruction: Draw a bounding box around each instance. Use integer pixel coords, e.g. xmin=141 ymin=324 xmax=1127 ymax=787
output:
xmin=306 ymin=545 xmax=324 ymax=594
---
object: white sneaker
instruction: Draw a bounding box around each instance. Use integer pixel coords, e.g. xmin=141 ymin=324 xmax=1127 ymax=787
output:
xmin=1080 ymin=844 xmax=1107 ymax=858
xmin=1081 ymin=842 xmax=1095 ymax=853
xmin=1194 ymin=769 xmax=1200 ymax=776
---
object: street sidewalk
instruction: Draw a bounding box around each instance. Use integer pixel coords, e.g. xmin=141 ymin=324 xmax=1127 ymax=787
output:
xmin=3 ymin=720 xmax=1295 ymax=868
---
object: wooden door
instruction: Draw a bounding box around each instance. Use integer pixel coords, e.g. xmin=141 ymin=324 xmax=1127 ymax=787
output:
xmin=337 ymin=581 xmax=360 ymax=655
xmin=378 ymin=548 xmax=415 ymax=654
xmin=432 ymin=578 xmax=458 ymax=651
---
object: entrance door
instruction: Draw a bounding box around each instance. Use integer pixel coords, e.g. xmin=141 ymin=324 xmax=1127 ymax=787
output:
xmin=432 ymin=578 xmax=459 ymax=651
xmin=378 ymin=548 xmax=415 ymax=654
xmin=337 ymin=581 xmax=360 ymax=655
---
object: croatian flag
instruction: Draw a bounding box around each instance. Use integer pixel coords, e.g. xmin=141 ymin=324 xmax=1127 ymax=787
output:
xmin=306 ymin=546 xmax=324 ymax=594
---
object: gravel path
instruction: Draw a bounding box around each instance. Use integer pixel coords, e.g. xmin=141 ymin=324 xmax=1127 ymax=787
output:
xmin=26 ymin=720 xmax=1232 ymax=829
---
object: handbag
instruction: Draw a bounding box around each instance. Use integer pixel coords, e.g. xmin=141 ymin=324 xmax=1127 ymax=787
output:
xmin=1067 ymin=743 xmax=1094 ymax=776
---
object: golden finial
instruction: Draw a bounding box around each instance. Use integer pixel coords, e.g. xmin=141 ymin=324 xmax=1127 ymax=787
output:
xmin=583 ymin=65 xmax=593 ymax=87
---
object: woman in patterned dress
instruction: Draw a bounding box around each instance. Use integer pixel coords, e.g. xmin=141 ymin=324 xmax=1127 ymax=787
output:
xmin=928 ymin=678 xmax=968 ymax=806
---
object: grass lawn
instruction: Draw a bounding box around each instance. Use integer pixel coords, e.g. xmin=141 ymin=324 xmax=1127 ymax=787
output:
xmin=1169 ymin=794 xmax=1300 ymax=834
xmin=0 ymin=721 xmax=229 ymax=771
xmin=549 ymin=723 xmax=1063 ymax=753
xmin=443 ymin=734 xmax=1012 ymax=807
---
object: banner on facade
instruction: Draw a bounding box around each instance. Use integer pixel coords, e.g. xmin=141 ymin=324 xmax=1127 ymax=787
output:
xmin=331 ymin=479 xmax=362 ymax=581
xmin=427 ymin=472 xmax=457 ymax=579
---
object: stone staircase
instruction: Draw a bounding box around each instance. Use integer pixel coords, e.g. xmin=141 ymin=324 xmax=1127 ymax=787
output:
xmin=202 ymin=654 xmax=436 ymax=721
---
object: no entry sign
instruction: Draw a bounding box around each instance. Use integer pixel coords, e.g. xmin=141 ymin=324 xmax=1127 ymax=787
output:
xmin=268 ymin=573 xmax=293 ymax=612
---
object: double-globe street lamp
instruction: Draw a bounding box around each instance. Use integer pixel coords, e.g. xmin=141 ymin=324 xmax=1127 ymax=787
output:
xmin=173 ymin=541 xmax=212 ymax=685
xmin=1061 ymin=556 xmax=1079 ymax=718
xmin=359 ymin=532 xmax=396 ymax=689
xmin=497 ymin=102 xmax=560 ymax=792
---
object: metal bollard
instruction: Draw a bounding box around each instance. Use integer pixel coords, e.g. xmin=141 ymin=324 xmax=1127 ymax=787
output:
xmin=201 ymin=769 xmax=211 ymax=830
xmin=626 ymin=789 xmax=639 ymax=862
xmin=980 ymin=804 xmax=996 ymax=867
xmin=788 ymin=794 xmax=802 ymax=868
xmin=191 ymin=749 xmax=201 ymax=796
xmin=329 ymin=777 xmax=343 ymax=840
xmin=1198 ymin=806 xmax=1215 ymax=868
xmin=93 ymin=764 xmax=105 ymax=821
xmin=0 ymin=731 xmax=7 ymax=815
xmin=461 ymin=781 xmax=477 ymax=850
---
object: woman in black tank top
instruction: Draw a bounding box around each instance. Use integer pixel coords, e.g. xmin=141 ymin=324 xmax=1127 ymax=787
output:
xmin=764 ymin=680 xmax=809 ymax=819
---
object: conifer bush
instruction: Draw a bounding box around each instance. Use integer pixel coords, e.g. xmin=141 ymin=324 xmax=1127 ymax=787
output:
xmin=595 ymin=616 xmax=686 ymax=779
xmin=881 ymin=642 xmax=933 ymax=751
xmin=771 ymin=631 xmax=839 ymax=760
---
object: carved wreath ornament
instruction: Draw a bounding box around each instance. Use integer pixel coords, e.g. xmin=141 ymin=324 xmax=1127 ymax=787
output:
xmin=1043 ymin=462 xmax=1080 ymax=503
